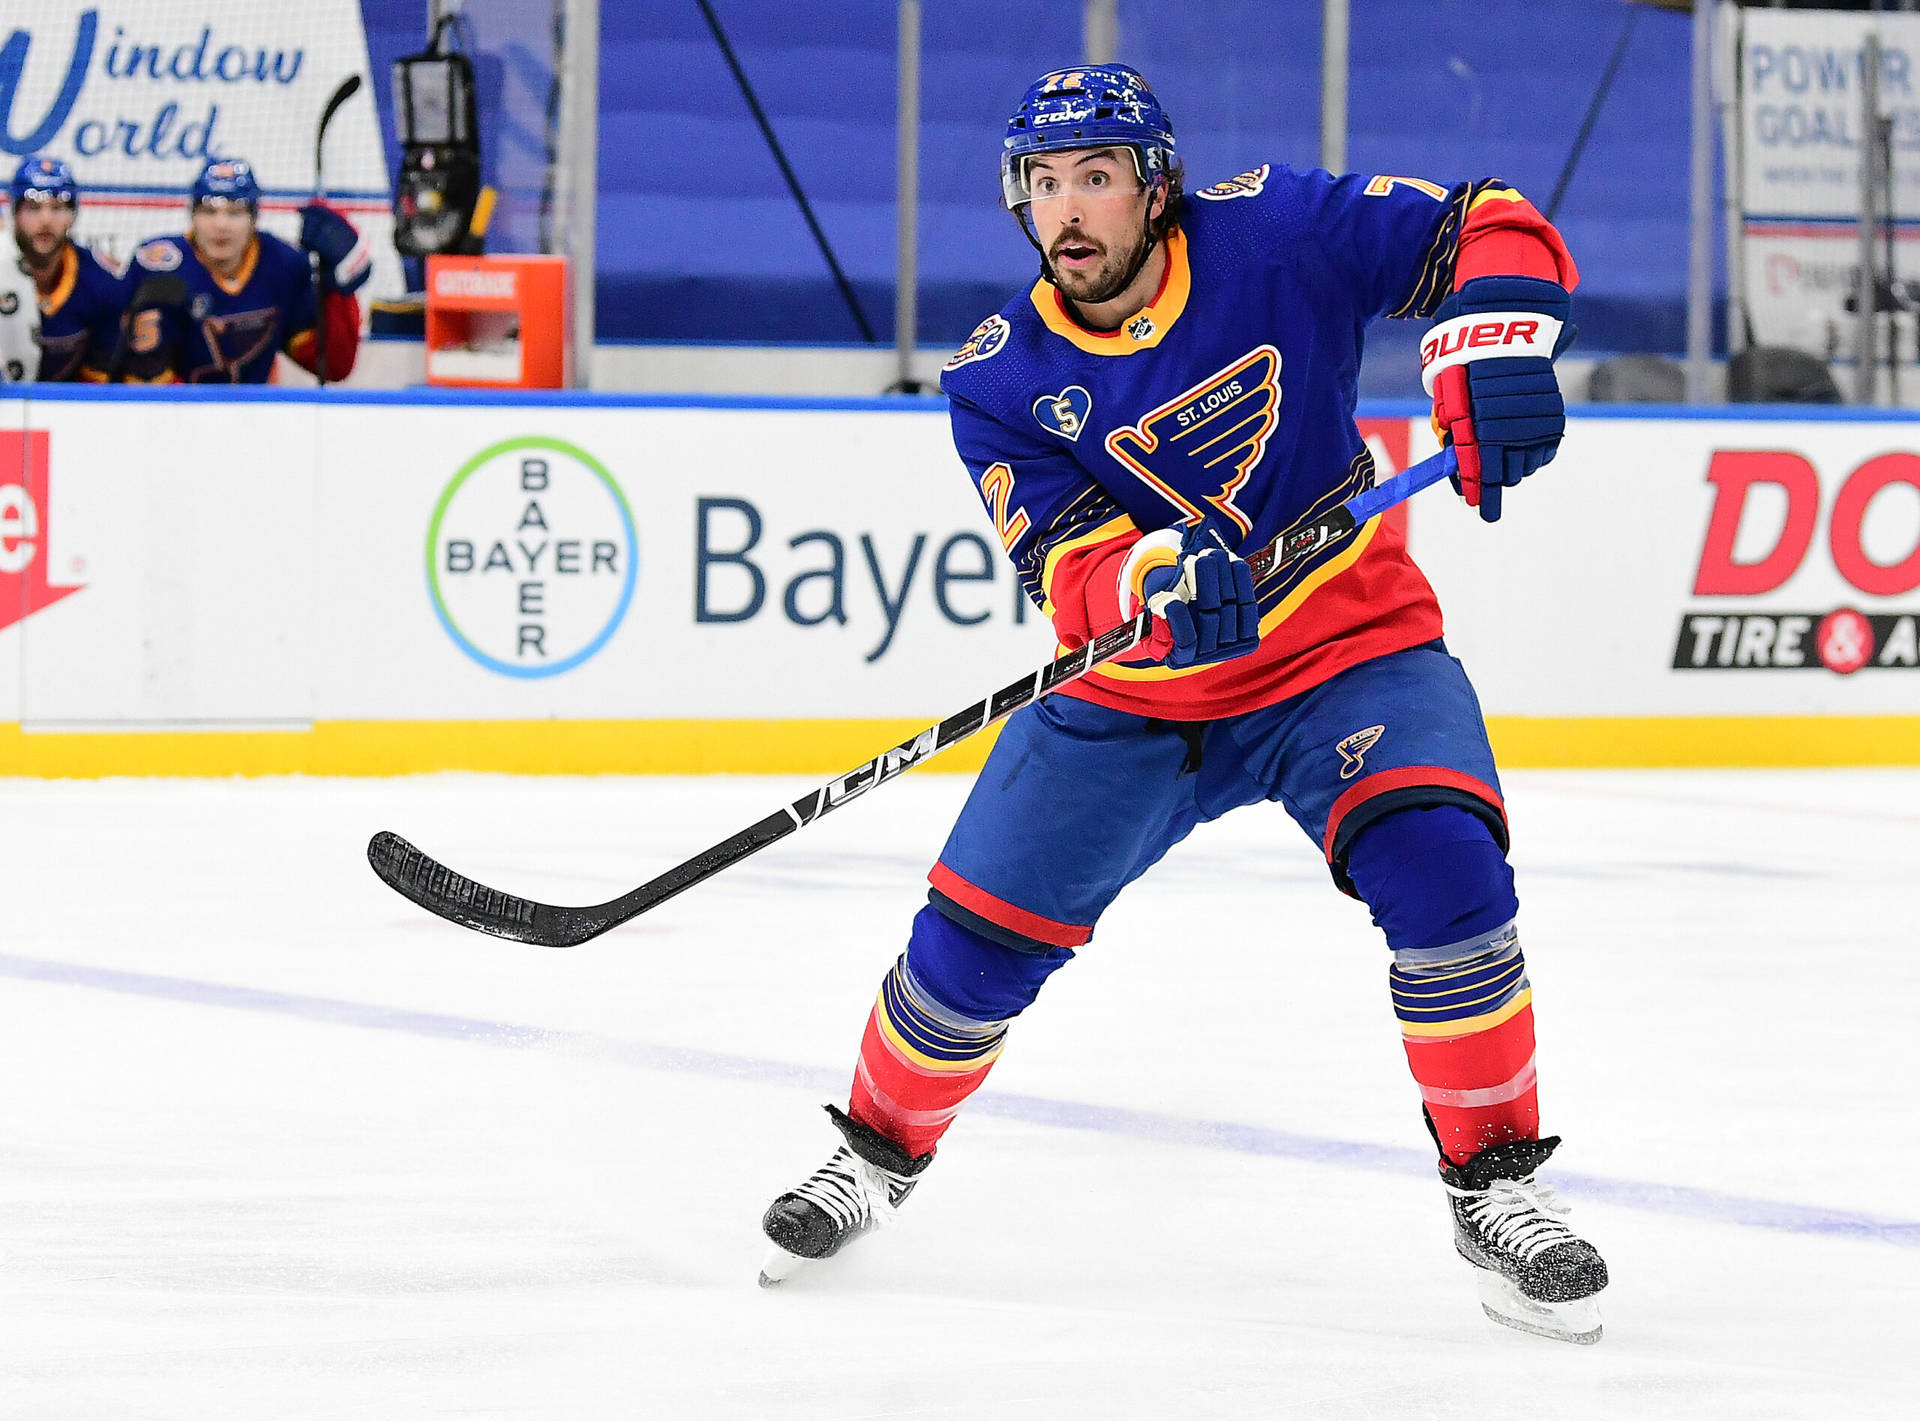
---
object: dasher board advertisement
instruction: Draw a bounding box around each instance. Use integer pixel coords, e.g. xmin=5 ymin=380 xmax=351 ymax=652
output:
xmin=3 ymin=393 xmax=1918 ymax=772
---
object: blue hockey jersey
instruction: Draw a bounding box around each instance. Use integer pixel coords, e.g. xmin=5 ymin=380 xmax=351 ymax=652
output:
xmin=32 ymin=242 xmax=128 ymax=381
xmin=124 ymin=230 xmax=322 ymax=384
xmin=940 ymin=165 xmax=1557 ymax=721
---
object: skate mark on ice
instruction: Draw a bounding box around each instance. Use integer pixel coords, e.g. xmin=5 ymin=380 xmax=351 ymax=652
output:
xmin=6 ymin=950 xmax=1917 ymax=1252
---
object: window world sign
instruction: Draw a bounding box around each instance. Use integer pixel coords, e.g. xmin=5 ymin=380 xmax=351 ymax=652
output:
xmin=0 ymin=3 xmax=399 ymax=296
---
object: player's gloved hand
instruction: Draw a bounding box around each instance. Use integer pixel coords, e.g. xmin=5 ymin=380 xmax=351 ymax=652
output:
xmin=298 ymin=202 xmax=371 ymax=295
xmin=1423 ymin=274 xmax=1575 ymax=523
xmin=1118 ymin=522 xmax=1261 ymax=669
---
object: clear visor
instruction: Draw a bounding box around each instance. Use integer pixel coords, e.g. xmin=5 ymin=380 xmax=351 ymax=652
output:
xmin=1003 ymin=147 xmax=1149 ymax=209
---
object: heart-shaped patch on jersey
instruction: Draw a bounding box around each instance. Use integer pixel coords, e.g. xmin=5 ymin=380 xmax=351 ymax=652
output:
xmin=1032 ymin=386 xmax=1093 ymax=442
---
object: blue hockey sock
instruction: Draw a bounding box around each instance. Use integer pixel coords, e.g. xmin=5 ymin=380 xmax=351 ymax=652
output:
xmin=904 ymin=903 xmax=1074 ymax=1020
xmin=1343 ymin=805 xmax=1518 ymax=953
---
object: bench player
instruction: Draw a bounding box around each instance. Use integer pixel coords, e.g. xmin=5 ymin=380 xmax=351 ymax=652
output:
xmin=761 ymin=65 xmax=1608 ymax=1344
xmin=1 ymin=158 xmax=128 ymax=383
xmin=120 ymin=158 xmax=369 ymax=384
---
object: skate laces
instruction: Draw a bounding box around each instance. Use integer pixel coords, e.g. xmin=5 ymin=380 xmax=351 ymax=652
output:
xmin=1449 ymin=1174 xmax=1577 ymax=1260
xmin=790 ymin=1147 xmax=907 ymax=1232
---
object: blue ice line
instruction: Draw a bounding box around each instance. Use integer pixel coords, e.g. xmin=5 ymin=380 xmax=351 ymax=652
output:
xmin=6 ymin=951 xmax=1915 ymax=1250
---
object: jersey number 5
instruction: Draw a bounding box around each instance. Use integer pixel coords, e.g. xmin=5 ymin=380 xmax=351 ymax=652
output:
xmin=980 ymin=462 xmax=1031 ymax=551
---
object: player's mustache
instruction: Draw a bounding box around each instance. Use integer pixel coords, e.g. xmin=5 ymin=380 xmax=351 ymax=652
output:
xmin=1050 ymin=233 xmax=1106 ymax=260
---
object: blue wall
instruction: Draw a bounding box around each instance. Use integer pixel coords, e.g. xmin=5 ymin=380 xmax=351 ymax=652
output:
xmin=602 ymin=0 xmax=1703 ymax=368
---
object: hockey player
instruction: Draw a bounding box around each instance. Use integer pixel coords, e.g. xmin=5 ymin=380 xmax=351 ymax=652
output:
xmin=761 ymin=66 xmax=1609 ymax=1344
xmin=120 ymin=158 xmax=369 ymax=384
xmin=1 ymin=157 xmax=129 ymax=383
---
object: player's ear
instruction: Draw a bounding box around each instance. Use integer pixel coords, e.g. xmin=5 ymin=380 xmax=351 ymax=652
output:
xmin=1147 ymin=177 xmax=1168 ymax=224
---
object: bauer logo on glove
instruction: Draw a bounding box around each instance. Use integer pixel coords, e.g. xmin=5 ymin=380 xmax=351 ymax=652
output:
xmin=1423 ymin=274 xmax=1576 ymax=524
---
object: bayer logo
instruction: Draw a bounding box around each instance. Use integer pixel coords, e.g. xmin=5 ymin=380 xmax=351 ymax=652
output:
xmin=427 ymin=436 xmax=638 ymax=678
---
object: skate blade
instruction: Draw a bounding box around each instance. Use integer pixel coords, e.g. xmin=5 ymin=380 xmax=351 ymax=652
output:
xmin=757 ymin=1243 xmax=809 ymax=1289
xmin=1476 ymin=1272 xmax=1603 ymax=1345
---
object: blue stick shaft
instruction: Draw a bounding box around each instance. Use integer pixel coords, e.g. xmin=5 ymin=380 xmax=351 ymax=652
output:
xmin=1342 ymin=446 xmax=1459 ymax=525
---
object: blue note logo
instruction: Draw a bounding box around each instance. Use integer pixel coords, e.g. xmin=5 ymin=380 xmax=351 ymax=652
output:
xmin=1032 ymin=385 xmax=1092 ymax=441
xmin=1335 ymin=724 xmax=1385 ymax=780
xmin=428 ymin=436 xmax=638 ymax=678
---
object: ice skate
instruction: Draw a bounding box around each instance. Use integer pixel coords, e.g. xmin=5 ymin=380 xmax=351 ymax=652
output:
xmin=759 ymin=1106 xmax=932 ymax=1287
xmin=1441 ymin=1135 xmax=1608 ymax=1344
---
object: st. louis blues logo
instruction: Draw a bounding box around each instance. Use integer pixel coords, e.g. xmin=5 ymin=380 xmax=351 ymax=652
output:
xmin=944 ymin=314 xmax=1011 ymax=371
xmin=1105 ymin=345 xmax=1282 ymax=537
xmin=1335 ymin=725 xmax=1385 ymax=780
xmin=1033 ymin=385 xmax=1092 ymax=441
xmin=1196 ymin=165 xmax=1271 ymax=202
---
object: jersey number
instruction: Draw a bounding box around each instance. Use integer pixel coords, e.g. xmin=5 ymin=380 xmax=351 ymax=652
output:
xmin=1364 ymin=175 xmax=1448 ymax=202
xmin=980 ymin=462 xmax=1031 ymax=551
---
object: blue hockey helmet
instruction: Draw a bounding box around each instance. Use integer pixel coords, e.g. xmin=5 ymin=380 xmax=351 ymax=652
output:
xmin=9 ymin=156 xmax=78 ymax=209
xmin=191 ymin=158 xmax=260 ymax=213
xmin=1000 ymin=64 xmax=1176 ymax=211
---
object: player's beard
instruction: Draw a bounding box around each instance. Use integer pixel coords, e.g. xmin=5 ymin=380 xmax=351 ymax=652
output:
xmin=1048 ymin=226 xmax=1151 ymax=308
xmin=14 ymin=224 xmax=63 ymax=266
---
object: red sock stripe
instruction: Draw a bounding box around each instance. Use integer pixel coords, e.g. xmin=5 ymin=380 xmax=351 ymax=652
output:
xmin=1402 ymin=1002 xmax=1539 ymax=1166
xmin=848 ymin=1005 xmax=998 ymax=1157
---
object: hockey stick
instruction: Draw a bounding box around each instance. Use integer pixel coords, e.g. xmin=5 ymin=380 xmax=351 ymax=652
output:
xmin=311 ymin=74 xmax=363 ymax=388
xmin=368 ymin=444 xmax=1459 ymax=947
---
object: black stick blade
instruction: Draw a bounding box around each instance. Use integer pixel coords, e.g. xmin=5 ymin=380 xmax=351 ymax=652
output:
xmin=320 ymin=74 xmax=363 ymax=129
xmin=367 ymin=831 xmax=592 ymax=947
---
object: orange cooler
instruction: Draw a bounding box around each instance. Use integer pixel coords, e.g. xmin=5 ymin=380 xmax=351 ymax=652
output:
xmin=425 ymin=254 xmax=569 ymax=388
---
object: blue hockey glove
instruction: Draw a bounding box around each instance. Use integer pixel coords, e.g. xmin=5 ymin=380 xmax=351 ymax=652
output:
xmin=299 ymin=202 xmax=371 ymax=295
xmin=1121 ymin=522 xmax=1261 ymax=669
xmin=1423 ymin=274 xmax=1575 ymax=523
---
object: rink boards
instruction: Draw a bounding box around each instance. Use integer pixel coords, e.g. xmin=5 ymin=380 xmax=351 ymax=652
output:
xmin=2 ymin=386 xmax=1917 ymax=774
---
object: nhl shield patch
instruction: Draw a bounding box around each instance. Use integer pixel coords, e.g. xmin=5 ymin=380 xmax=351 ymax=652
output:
xmin=1032 ymin=386 xmax=1092 ymax=441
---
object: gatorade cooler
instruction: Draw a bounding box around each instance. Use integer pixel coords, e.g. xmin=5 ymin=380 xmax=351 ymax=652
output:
xmin=425 ymin=254 xmax=568 ymax=388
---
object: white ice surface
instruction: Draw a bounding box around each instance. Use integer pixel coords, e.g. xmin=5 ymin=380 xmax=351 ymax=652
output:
xmin=3 ymin=769 xmax=1917 ymax=1419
